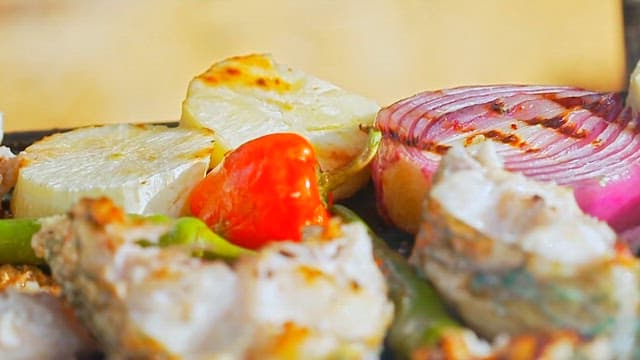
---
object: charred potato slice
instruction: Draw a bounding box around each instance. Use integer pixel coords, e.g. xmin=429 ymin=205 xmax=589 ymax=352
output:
xmin=181 ymin=54 xmax=380 ymax=199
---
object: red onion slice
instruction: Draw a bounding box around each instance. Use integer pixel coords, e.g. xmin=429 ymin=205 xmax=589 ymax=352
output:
xmin=372 ymin=85 xmax=640 ymax=233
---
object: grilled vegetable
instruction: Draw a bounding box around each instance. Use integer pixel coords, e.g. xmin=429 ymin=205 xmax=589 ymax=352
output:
xmin=33 ymin=197 xmax=393 ymax=359
xmin=372 ymin=85 xmax=639 ymax=234
xmin=410 ymin=143 xmax=640 ymax=359
xmin=181 ymin=53 xmax=380 ymax=199
xmin=0 ymin=218 xmax=44 ymax=265
xmin=11 ymin=124 xmax=215 ymax=218
xmin=189 ymin=129 xmax=381 ymax=250
xmin=156 ymin=216 xmax=253 ymax=260
xmin=0 ymin=212 xmax=249 ymax=266
xmin=189 ymin=133 xmax=330 ymax=250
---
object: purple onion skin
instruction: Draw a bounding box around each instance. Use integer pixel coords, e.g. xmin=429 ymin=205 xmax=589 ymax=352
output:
xmin=372 ymin=85 xmax=640 ymax=234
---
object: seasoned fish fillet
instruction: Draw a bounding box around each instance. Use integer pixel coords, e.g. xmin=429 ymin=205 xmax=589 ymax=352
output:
xmin=33 ymin=198 xmax=393 ymax=359
xmin=181 ymin=54 xmax=380 ymax=199
xmin=410 ymin=143 xmax=639 ymax=359
xmin=0 ymin=264 xmax=97 ymax=360
xmin=12 ymin=124 xmax=215 ymax=218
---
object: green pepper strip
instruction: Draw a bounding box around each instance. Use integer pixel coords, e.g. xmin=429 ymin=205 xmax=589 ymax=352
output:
xmin=0 ymin=218 xmax=43 ymax=265
xmin=331 ymin=205 xmax=461 ymax=359
xmin=157 ymin=216 xmax=254 ymax=260
xmin=0 ymin=215 xmax=252 ymax=266
xmin=318 ymin=127 xmax=382 ymax=195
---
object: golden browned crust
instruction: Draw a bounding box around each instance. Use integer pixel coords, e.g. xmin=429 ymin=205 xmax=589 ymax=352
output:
xmin=410 ymin=330 xmax=603 ymax=360
xmin=197 ymin=54 xmax=293 ymax=93
xmin=0 ymin=264 xmax=58 ymax=294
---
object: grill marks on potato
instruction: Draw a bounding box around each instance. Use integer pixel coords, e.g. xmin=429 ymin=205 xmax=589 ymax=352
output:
xmin=198 ymin=54 xmax=293 ymax=93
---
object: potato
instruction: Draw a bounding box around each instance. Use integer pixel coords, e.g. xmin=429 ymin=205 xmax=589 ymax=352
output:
xmin=11 ymin=124 xmax=215 ymax=218
xmin=181 ymin=54 xmax=380 ymax=199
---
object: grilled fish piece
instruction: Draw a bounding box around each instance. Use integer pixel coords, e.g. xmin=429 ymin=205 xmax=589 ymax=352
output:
xmin=0 ymin=264 xmax=98 ymax=360
xmin=410 ymin=143 xmax=639 ymax=359
xmin=33 ymin=197 xmax=393 ymax=359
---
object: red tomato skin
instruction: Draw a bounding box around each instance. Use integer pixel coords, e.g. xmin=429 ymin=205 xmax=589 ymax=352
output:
xmin=189 ymin=133 xmax=329 ymax=249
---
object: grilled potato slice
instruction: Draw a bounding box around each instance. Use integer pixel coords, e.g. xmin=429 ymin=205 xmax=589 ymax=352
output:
xmin=181 ymin=54 xmax=380 ymax=199
xmin=11 ymin=124 xmax=215 ymax=218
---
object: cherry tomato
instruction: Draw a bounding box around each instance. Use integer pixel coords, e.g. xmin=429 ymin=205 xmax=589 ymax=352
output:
xmin=189 ymin=133 xmax=330 ymax=249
